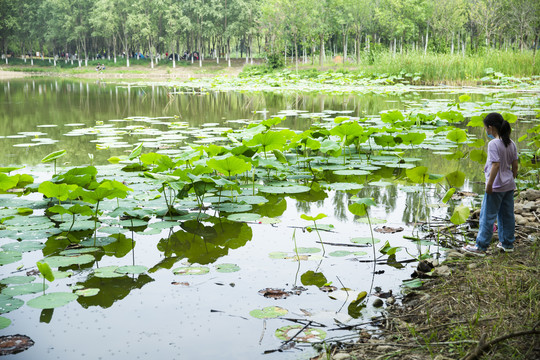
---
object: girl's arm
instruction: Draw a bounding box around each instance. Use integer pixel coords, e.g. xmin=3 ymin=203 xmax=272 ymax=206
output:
xmin=486 ymin=162 xmax=500 ymax=194
xmin=512 ymin=159 xmax=518 ymax=179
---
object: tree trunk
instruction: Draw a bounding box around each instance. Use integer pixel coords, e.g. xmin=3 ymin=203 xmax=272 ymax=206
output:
xmin=424 ymin=26 xmax=429 ymax=55
xmin=295 ymin=38 xmax=298 ymax=73
xmin=319 ymin=34 xmax=324 ymax=67
xmin=451 ymin=32 xmax=455 ymax=55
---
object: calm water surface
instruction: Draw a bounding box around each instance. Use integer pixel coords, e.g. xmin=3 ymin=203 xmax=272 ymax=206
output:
xmin=0 ymin=79 xmax=537 ymax=360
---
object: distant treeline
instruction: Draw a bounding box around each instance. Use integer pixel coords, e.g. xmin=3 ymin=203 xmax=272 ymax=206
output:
xmin=0 ymin=0 xmax=538 ymax=66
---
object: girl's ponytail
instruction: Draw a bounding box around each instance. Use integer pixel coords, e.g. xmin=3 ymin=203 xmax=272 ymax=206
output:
xmin=499 ymin=120 xmax=512 ymax=147
xmin=483 ymin=112 xmax=512 ymax=147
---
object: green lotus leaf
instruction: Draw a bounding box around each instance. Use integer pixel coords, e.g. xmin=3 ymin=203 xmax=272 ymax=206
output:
xmin=42 ymin=254 xmax=95 ymax=268
xmin=37 ymin=261 xmax=55 ymax=282
xmin=0 ymin=316 xmax=11 ymax=329
xmin=301 ymin=271 xmax=327 ymax=287
xmin=74 ymin=288 xmax=100 ymax=297
xmin=350 ymin=237 xmax=381 ymax=244
xmin=213 ymin=203 xmax=252 ymax=213
xmin=445 ymin=170 xmax=465 ymax=188
xmin=296 ymin=247 xmax=321 ymax=254
xmin=467 ymin=115 xmax=484 ymax=127
xmin=1 ymin=241 xmax=44 ymax=253
xmin=173 ymin=266 xmax=210 ymax=275
xmin=356 ymin=217 xmax=387 ymax=224
xmin=402 ymin=279 xmax=423 ymax=289
xmin=259 ymin=185 xmax=310 ymax=194
xmin=333 ymin=170 xmax=371 ymax=176
xmin=148 ymin=221 xmax=179 ymax=229
xmin=275 ymin=325 xmax=327 ymax=342
xmin=442 ymin=188 xmax=457 ymax=203
xmin=59 ymin=247 xmax=100 ymax=256
xmin=268 ymin=251 xmax=288 ymax=259
xmin=227 ymin=213 xmax=261 ymax=222
xmin=329 ymin=250 xmax=352 ymax=257
xmin=0 ymin=276 xmax=36 ymax=285
xmin=326 ymin=182 xmax=364 ymax=191
xmin=27 ymin=292 xmax=78 ymax=309
xmin=450 ymin=205 xmax=470 ymax=225
xmin=41 ymin=149 xmax=66 ymax=163
xmin=208 ymin=155 xmax=252 ymax=177
xmin=0 ymin=295 xmax=24 ymax=313
xmin=0 ymin=251 xmax=22 ymax=265
xmin=446 ymin=128 xmax=468 ymax=143
xmin=115 ymin=265 xmax=148 ymax=274
xmin=470 ymin=149 xmax=487 ymax=163
xmin=235 ymin=195 xmax=268 ymax=205
xmin=93 ymin=266 xmax=125 ymax=278
xmin=301 ymin=213 xmax=327 ymax=221
xmin=353 ymin=251 xmax=368 ymax=256
xmin=2 ymin=283 xmax=46 ymax=296
xmin=38 ymin=181 xmax=78 ymax=201
xmin=59 ymin=220 xmax=96 ymax=232
xmin=215 ymin=263 xmax=241 ymax=273
xmin=250 ymin=306 xmax=288 ymax=319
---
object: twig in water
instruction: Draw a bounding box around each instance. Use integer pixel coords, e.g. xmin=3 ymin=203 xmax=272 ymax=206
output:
xmin=259 ymin=319 xmax=266 ymax=345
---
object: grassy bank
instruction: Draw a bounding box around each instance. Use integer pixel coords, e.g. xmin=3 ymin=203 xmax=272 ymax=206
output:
xmin=244 ymin=50 xmax=540 ymax=85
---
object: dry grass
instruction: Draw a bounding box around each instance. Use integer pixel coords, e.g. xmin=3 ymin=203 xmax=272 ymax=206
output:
xmin=318 ymin=236 xmax=540 ymax=360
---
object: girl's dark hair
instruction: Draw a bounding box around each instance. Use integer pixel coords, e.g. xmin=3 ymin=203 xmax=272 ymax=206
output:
xmin=483 ymin=112 xmax=512 ymax=147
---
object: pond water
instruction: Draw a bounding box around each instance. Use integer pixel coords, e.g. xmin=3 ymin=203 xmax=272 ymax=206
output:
xmin=0 ymin=79 xmax=538 ymax=359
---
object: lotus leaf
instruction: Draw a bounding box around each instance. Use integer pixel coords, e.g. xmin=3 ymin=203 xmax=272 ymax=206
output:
xmin=350 ymin=237 xmax=380 ymax=244
xmin=93 ymin=266 xmax=126 ymax=278
xmin=27 ymin=292 xmax=78 ymax=309
xmin=258 ymin=185 xmax=310 ymax=194
xmin=326 ymin=183 xmax=364 ymax=191
xmin=213 ymin=203 xmax=252 ymax=213
xmin=115 ymin=265 xmax=148 ymax=274
xmin=249 ymin=306 xmax=288 ymax=319
xmin=0 ymin=276 xmax=36 ymax=285
xmin=43 ymin=254 xmax=95 ymax=268
xmin=275 ymin=325 xmax=327 ymax=342
xmin=0 ymin=251 xmax=22 ymax=265
xmin=450 ymin=205 xmax=470 ymax=225
xmin=296 ymin=247 xmax=321 ymax=254
xmin=2 ymin=283 xmax=46 ymax=296
xmin=301 ymin=271 xmax=327 ymax=287
xmin=226 ymin=213 xmax=261 ymax=222
xmin=329 ymin=250 xmax=352 ymax=257
xmin=215 ymin=263 xmax=240 ymax=273
xmin=1 ymin=241 xmax=44 ymax=253
xmin=173 ymin=266 xmax=210 ymax=275
xmin=74 ymin=288 xmax=100 ymax=297
xmin=0 ymin=295 xmax=24 ymax=313
xmin=0 ymin=316 xmax=11 ymax=329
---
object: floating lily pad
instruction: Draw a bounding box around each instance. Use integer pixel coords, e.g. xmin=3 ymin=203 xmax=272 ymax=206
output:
xmin=258 ymin=185 xmax=310 ymax=194
xmin=2 ymin=283 xmax=46 ymax=296
xmin=268 ymin=251 xmax=288 ymax=259
xmin=368 ymin=180 xmax=393 ymax=187
xmin=226 ymin=213 xmax=261 ymax=222
xmin=249 ymin=306 xmax=288 ymax=319
xmin=59 ymin=247 xmax=100 ymax=256
xmin=0 ymin=295 xmax=24 ymax=314
xmin=215 ymin=263 xmax=240 ymax=273
xmin=0 ymin=276 xmax=36 ymax=285
xmin=173 ymin=266 xmax=210 ymax=275
xmin=79 ymin=237 xmax=117 ymax=247
xmin=74 ymin=288 xmax=100 ymax=297
xmin=296 ymin=247 xmax=321 ymax=254
xmin=326 ymin=183 xmax=364 ymax=191
xmin=356 ymin=217 xmax=387 ymax=224
xmin=1 ymin=241 xmax=44 ymax=253
xmin=258 ymin=217 xmax=281 ymax=224
xmin=275 ymin=325 xmax=327 ymax=342
xmin=59 ymin=220 xmax=96 ymax=232
xmin=0 ymin=251 xmax=22 ymax=265
xmin=51 ymin=271 xmax=72 ymax=279
xmin=137 ymin=228 xmax=163 ymax=236
xmin=148 ymin=221 xmax=179 ymax=229
xmin=329 ymin=250 xmax=352 ymax=257
xmin=27 ymin=292 xmax=78 ymax=309
xmin=93 ymin=266 xmax=125 ymax=278
xmin=353 ymin=251 xmax=368 ymax=256
xmin=42 ymin=254 xmax=95 ymax=268
xmin=115 ymin=265 xmax=148 ymax=274
xmin=235 ymin=195 xmax=268 ymax=205
xmin=0 ymin=316 xmax=11 ymax=330
xmin=402 ymin=279 xmax=423 ymax=289
xmin=119 ymin=219 xmax=148 ymax=228
xmin=213 ymin=203 xmax=252 ymax=213
xmin=351 ymin=237 xmax=381 ymax=244
xmin=333 ymin=170 xmax=371 ymax=176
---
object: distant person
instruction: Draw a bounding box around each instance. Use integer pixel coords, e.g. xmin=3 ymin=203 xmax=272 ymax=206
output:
xmin=462 ymin=112 xmax=518 ymax=256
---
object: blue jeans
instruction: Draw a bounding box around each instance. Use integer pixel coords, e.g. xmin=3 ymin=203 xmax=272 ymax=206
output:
xmin=476 ymin=190 xmax=515 ymax=251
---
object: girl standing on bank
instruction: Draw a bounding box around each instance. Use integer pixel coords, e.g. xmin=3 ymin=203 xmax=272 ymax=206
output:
xmin=462 ymin=112 xmax=519 ymax=256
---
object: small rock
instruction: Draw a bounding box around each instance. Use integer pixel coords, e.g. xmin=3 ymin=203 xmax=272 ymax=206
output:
xmin=376 ymin=345 xmax=395 ymax=353
xmin=514 ymin=203 xmax=524 ymax=214
xmin=521 ymin=188 xmax=540 ymax=201
xmin=446 ymin=250 xmax=464 ymax=258
xmin=515 ymin=214 xmax=528 ymax=225
xmin=434 ymin=355 xmax=455 ymax=360
xmin=417 ymin=260 xmax=434 ymax=273
xmin=433 ymin=265 xmax=451 ymax=277
xmin=373 ymin=298 xmax=384 ymax=307
xmin=523 ymin=201 xmax=537 ymax=211
xmin=386 ymin=296 xmax=396 ymax=305
xmin=332 ymin=353 xmax=351 ymax=360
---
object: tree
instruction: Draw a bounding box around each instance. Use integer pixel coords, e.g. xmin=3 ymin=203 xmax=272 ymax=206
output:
xmin=431 ymin=0 xmax=466 ymax=53
xmin=0 ymin=0 xmax=19 ymax=62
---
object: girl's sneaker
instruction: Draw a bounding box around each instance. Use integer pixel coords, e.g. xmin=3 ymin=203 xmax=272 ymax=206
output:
xmin=462 ymin=244 xmax=486 ymax=257
xmin=496 ymin=242 xmax=514 ymax=252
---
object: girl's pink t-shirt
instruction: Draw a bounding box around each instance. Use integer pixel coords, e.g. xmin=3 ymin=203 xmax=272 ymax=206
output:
xmin=485 ymin=139 xmax=518 ymax=192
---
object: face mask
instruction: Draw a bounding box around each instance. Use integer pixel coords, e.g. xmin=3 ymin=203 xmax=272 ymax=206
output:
xmin=487 ymin=133 xmax=495 ymax=139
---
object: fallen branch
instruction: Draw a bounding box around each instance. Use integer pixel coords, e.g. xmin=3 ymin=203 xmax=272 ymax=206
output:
xmin=321 ymin=241 xmax=370 ymax=248
xmin=461 ymin=322 xmax=540 ymax=360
